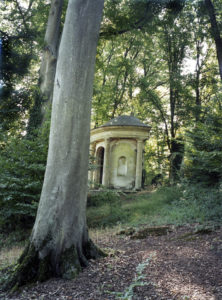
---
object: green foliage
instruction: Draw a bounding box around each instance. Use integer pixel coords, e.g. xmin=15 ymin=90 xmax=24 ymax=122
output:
xmin=184 ymin=111 xmax=222 ymax=186
xmin=0 ymin=0 xmax=51 ymax=133
xmin=87 ymin=187 xmax=181 ymax=228
xmin=0 ymin=128 xmax=48 ymax=231
xmin=169 ymin=183 xmax=222 ymax=224
xmin=87 ymin=189 xmax=120 ymax=208
xmin=87 ymin=190 xmax=124 ymax=227
xmin=87 ymin=184 xmax=221 ymax=229
xmin=0 ymin=32 xmax=33 ymax=131
xmin=93 ymin=0 xmax=221 ymax=186
xmin=123 ymin=186 xmax=181 ymax=225
xmin=0 ymin=2 xmax=36 ymax=131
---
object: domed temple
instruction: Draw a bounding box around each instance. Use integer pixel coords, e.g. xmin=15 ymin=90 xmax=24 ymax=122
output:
xmin=89 ymin=115 xmax=151 ymax=190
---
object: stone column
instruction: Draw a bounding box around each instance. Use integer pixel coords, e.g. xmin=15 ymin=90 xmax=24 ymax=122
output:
xmin=102 ymin=138 xmax=110 ymax=187
xmin=135 ymin=139 xmax=143 ymax=190
xmin=89 ymin=142 xmax=96 ymax=188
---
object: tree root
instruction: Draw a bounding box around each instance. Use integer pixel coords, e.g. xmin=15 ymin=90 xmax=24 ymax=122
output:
xmin=2 ymin=243 xmax=51 ymax=292
xmin=2 ymin=238 xmax=105 ymax=293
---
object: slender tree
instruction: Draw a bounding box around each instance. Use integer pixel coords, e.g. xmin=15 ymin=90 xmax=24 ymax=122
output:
xmin=4 ymin=0 xmax=104 ymax=290
xmin=39 ymin=0 xmax=64 ymax=121
xmin=204 ymin=0 xmax=222 ymax=80
xmin=27 ymin=0 xmax=65 ymax=132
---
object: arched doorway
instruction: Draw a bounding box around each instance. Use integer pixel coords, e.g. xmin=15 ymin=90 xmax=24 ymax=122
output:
xmin=96 ymin=147 xmax=104 ymax=184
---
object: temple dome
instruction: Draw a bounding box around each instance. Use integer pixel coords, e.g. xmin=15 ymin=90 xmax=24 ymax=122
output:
xmin=100 ymin=115 xmax=150 ymax=128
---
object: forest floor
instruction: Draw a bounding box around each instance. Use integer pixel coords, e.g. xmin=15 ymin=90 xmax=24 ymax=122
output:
xmin=1 ymin=223 xmax=222 ymax=300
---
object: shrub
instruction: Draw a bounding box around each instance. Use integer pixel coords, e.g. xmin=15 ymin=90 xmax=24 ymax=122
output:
xmin=180 ymin=183 xmax=222 ymax=221
xmin=0 ymin=129 xmax=48 ymax=231
xmin=87 ymin=189 xmax=126 ymax=227
xmin=87 ymin=189 xmax=120 ymax=208
xmin=184 ymin=112 xmax=222 ymax=186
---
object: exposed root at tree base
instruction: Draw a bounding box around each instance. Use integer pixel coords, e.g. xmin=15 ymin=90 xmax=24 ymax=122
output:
xmin=2 ymin=239 xmax=105 ymax=293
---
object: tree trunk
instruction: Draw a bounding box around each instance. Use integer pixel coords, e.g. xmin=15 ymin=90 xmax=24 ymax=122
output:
xmin=169 ymin=138 xmax=184 ymax=183
xmin=27 ymin=0 xmax=64 ymax=133
xmin=195 ymin=39 xmax=201 ymax=122
xmin=4 ymin=0 xmax=104 ymax=290
xmin=205 ymin=0 xmax=222 ymax=81
xmin=39 ymin=0 xmax=64 ymax=121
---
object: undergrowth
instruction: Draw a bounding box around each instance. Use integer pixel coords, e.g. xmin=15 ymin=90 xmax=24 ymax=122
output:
xmin=86 ymin=186 xmax=182 ymax=228
xmin=87 ymin=184 xmax=222 ymax=229
xmin=167 ymin=183 xmax=222 ymax=224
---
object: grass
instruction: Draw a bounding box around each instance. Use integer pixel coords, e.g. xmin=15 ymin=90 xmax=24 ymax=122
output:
xmin=124 ymin=187 xmax=181 ymax=225
xmin=87 ymin=186 xmax=183 ymax=228
xmin=87 ymin=184 xmax=222 ymax=229
xmin=0 ymin=246 xmax=23 ymax=269
xmin=0 ymin=229 xmax=29 ymax=271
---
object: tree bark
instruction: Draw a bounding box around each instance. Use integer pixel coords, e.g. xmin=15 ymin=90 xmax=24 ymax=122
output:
xmin=169 ymin=138 xmax=184 ymax=183
xmin=39 ymin=0 xmax=64 ymax=121
xmin=205 ymin=0 xmax=222 ymax=81
xmin=195 ymin=39 xmax=201 ymax=122
xmin=4 ymin=0 xmax=104 ymax=290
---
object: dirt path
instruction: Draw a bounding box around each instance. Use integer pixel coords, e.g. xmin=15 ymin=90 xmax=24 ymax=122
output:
xmin=1 ymin=225 xmax=222 ymax=300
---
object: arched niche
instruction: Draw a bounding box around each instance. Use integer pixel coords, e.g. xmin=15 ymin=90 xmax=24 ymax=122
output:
xmin=117 ymin=156 xmax=127 ymax=176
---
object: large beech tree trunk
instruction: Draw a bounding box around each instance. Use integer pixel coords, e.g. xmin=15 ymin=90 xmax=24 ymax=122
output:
xmin=5 ymin=0 xmax=104 ymax=290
